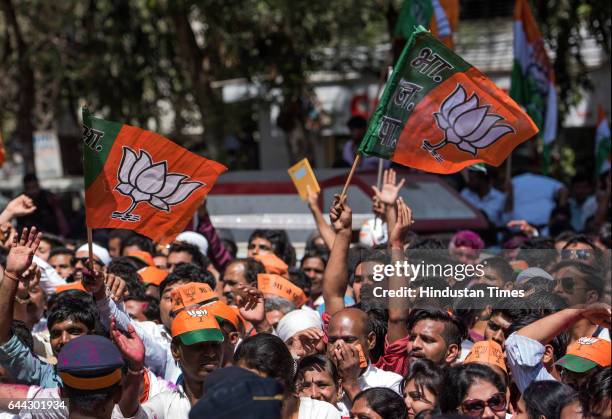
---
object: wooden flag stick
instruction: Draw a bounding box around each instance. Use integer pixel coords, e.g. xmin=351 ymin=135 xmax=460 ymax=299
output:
xmin=86 ymin=227 xmax=94 ymax=270
xmin=505 ymin=155 xmax=513 ymax=181
xmin=340 ymin=154 xmax=362 ymax=199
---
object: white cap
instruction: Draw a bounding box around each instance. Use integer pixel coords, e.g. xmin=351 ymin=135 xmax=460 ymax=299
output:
xmin=516 ymin=267 xmax=554 ymax=284
xmin=275 ymin=309 xmax=322 ymax=343
xmin=76 ymin=243 xmax=111 ymax=266
xmin=176 ymin=231 xmax=209 ymax=257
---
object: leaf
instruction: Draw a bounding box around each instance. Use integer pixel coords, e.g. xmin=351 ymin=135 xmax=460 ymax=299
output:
xmin=135 ymin=162 xmax=167 ymax=194
xmin=118 ymin=147 xmax=137 ymax=184
xmin=470 ymin=125 xmax=514 ymax=149
xmin=129 ymin=150 xmax=153 ymax=186
xmin=116 ymin=183 xmax=134 ymax=195
xmin=164 ymin=181 xmax=204 ymax=205
xmin=150 ymin=196 xmax=170 ymax=211
xmin=155 ymin=174 xmax=187 ymax=198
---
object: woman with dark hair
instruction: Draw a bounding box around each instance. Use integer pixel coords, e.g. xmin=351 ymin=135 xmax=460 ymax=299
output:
xmin=582 ymin=367 xmax=610 ymax=418
xmin=295 ymin=354 xmax=347 ymax=418
xmin=234 ymin=334 xmax=340 ymax=419
xmin=512 ymin=380 xmax=580 ymax=419
xmin=400 ymin=359 xmax=443 ymax=418
xmin=440 ymin=363 xmax=508 ymax=418
xmin=351 ymin=387 xmax=408 ymax=419
xmin=247 ymin=229 xmax=296 ymax=266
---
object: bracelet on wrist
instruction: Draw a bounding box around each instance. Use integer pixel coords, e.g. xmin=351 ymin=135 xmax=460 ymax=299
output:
xmin=127 ymin=366 xmax=145 ymax=375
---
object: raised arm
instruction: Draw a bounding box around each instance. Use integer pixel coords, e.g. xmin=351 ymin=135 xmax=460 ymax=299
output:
xmin=112 ymin=319 xmax=146 ymax=418
xmin=306 ymin=186 xmax=335 ymax=250
xmin=387 ymin=198 xmax=414 ymax=343
xmin=0 ymin=195 xmax=36 ymax=225
xmin=0 ymin=227 xmax=41 ymax=344
xmin=323 ymin=195 xmax=352 ymax=316
xmin=196 ymin=198 xmax=233 ymax=271
xmin=517 ymin=304 xmax=611 ymax=344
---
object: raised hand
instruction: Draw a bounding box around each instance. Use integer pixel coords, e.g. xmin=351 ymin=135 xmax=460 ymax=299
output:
xmin=106 ymin=274 xmax=128 ymax=302
xmin=389 ymin=197 xmax=413 ymax=249
xmin=3 ymin=195 xmax=36 ymax=219
xmin=5 ymin=227 xmax=42 ymax=277
xmin=506 ymin=219 xmax=537 ymax=237
xmin=331 ymin=340 xmax=361 ymax=383
xmin=234 ymin=284 xmax=265 ymax=324
xmin=329 ymin=194 xmax=352 ymax=233
xmin=110 ymin=318 xmax=145 ymax=370
xmin=372 ymin=169 xmax=405 ymax=206
xmin=582 ymin=303 xmax=612 ymax=330
xmin=306 ymin=185 xmax=319 ymax=210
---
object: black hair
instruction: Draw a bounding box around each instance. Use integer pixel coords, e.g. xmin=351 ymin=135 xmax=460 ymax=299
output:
xmin=300 ymin=250 xmax=328 ymax=267
xmin=555 ymin=231 xmax=576 ymax=244
xmin=439 ymin=363 xmax=506 ymax=414
xmin=11 ymin=320 xmax=34 ymax=351
xmin=400 ymin=359 xmax=443 ymax=402
xmin=159 ymin=263 xmax=216 ymax=296
xmin=49 ymin=247 xmax=75 ymax=260
xmin=142 ymin=295 xmax=161 ymax=323
xmin=347 ymin=115 xmax=368 ymax=130
xmin=296 ymin=354 xmax=339 ymax=385
xmin=107 ymin=259 xmax=146 ymax=300
xmin=234 ymin=333 xmax=295 ymax=391
xmin=453 ymin=283 xmax=497 ymax=330
xmin=490 ymin=297 xmax=529 ymax=327
xmin=550 ymin=260 xmax=604 ymax=296
xmin=517 ymin=276 xmax=554 ymax=294
xmin=287 ymin=268 xmax=311 ymax=295
xmin=407 ymin=308 xmax=466 ymax=349
xmin=120 ymin=233 xmax=155 ymax=255
xmin=353 ymin=387 xmax=408 ymax=419
xmin=108 ymin=229 xmax=134 ymax=242
xmin=23 ymin=173 xmax=38 ymax=184
xmin=522 ymin=380 xmax=578 ymax=419
xmin=168 ymin=241 xmax=209 ymax=268
xmin=248 ymin=229 xmax=296 ymax=267
xmin=221 ymin=238 xmax=238 ymax=259
xmin=481 ymin=257 xmax=515 ymax=283
xmin=583 ymin=367 xmax=611 ymax=417
xmin=222 ymin=258 xmax=266 ymax=286
xmin=63 ymin=384 xmax=120 ymax=414
xmin=47 ymin=295 xmax=99 ymax=333
xmin=517 ymin=238 xmax=557 ymax=269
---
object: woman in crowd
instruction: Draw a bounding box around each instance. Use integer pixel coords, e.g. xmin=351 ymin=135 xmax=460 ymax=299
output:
xmin=512 ymin=380 xmax=581 ymax=419
xmin=440 ymin=363 xmax=508 ymax=418
xmin=400 ymin=359 xmax=443 ymax=418
xmin=351 ymin=387 xmax=408 ymax=419
xmin=295 ymin=354 xmax=348 ymax=417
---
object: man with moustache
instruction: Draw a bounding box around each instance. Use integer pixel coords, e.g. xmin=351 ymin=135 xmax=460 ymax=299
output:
xmin=116 ymin=309 xmax=224 ymax=419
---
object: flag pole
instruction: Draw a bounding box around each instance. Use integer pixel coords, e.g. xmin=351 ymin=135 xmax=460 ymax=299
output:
xmin=86 ymin=227 xmax=94 ymax=269
xmin=340 ymin=154 xmax=362 ymax=199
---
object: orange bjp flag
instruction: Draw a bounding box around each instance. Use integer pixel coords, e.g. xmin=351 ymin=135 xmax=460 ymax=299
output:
xmin=82 ymin=108 xmax=227 ymax=244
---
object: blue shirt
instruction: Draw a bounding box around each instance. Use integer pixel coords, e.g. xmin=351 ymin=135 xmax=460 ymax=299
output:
xmin=0 ymin=334 xmax=61 ymax=388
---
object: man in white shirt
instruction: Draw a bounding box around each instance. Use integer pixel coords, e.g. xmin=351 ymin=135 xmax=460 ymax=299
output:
xmin=460 ymin=165 xmax=509 ymax=227
xmin=326 ymin=308 xmax=402 ymax=412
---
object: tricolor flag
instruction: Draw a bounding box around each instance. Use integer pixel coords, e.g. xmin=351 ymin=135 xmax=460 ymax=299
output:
xmin=595 ymin=106 xmax=611 ymax=175
xmin=395 ymin=0 xmax=459 ymax=48
xmin=510 ymin=0 xmax=557 ymax=145
xmin=82 ymin=109 xmax=226 ymax=244
xmin=358 ymin=27 xmax=538 ymax=174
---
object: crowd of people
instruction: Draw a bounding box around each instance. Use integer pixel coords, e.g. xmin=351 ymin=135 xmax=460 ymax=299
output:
xmin=0 ymin=161 xmax=609 ymax=419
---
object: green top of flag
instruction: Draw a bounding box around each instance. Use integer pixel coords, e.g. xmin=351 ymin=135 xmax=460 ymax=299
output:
xmin=82 ymin=107 xmax=123 ymax=189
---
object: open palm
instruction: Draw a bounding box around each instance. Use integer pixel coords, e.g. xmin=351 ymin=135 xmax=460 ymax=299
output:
xmin=372 ymin=169 xmax=405 ymax=205
xmin=6 ymin=227 xmax=41 ymax=276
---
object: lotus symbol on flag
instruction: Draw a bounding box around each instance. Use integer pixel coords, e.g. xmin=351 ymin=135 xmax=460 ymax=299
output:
xmin=422 ymin=85 xmax=514 ymax=158
xmin=112 ymin=147 xmax=204 ymax=222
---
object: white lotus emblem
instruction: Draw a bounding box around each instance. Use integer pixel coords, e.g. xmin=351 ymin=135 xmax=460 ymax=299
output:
xmin=422 ymin=85 xmax=514 ymax=159
xmin=112 ymin=147 xmax=204 ymax=222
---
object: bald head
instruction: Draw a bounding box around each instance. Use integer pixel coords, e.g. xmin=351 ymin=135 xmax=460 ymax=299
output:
xmin=327 ymin=308 xmax=374 ymax=360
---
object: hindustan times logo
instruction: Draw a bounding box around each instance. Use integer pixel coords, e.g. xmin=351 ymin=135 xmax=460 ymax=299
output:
xmin=372 ymin=261 xmax=485 ymax=282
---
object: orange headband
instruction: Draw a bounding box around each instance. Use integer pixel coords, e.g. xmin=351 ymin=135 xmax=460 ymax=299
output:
xmin=257 ymin=274 xmax=307 ymax=307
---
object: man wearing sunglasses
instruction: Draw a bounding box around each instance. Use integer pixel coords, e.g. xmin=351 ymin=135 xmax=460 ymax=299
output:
xmin=74 ymin=242 xmax=111 ymax=282
xmin=551 ymin=260 xmax=604 ymax=307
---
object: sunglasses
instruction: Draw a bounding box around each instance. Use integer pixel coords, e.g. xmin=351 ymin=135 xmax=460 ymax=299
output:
xmin=555 ymin=277 xmax=589 ymax=294
xmin=561 ymin=249 xmax=592 ymax=261
xmin=461 ymin=392 xmax=506 ymax=417
xmin=74 ymin=257 xmax=102 ymax=267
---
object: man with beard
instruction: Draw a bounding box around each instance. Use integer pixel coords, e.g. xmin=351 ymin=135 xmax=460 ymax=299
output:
xmin=117 ymin=309 xmax=224 ymax=419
